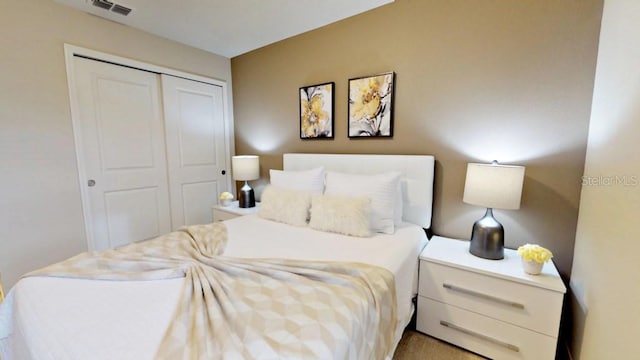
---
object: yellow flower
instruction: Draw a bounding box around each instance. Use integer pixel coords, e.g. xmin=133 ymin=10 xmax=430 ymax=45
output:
xmin=219 ymin=191 xmax=234 ymax=200
xmin=517 ymin=244 xmax=553 ymax=263
xmin=350 ymin=78 xmax=382 ymax=121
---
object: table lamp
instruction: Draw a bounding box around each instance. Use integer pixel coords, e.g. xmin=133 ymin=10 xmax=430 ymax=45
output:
xmin=232 ymin=155 xmax=260 ymax=208
xmin=463 ymin=161 xmax=525 ymax=260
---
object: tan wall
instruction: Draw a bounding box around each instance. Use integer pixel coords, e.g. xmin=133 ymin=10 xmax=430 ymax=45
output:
xmin=571 ymin=0 xmax=640 ymax=358
xmin=232 ymin=0 xmax=603 ymax=284
xmin=0 ymin=0 xmax=232 ymax=288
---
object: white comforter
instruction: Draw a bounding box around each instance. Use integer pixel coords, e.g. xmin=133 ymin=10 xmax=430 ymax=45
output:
xmin=0 ymin=215 xmax=428 ymax=359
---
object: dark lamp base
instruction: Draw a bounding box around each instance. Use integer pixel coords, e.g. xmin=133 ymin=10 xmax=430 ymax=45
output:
xmin=238 ymin=187 xmax=255 ymax=208
xmin=469 ymin=208 xmax=504 ymax=260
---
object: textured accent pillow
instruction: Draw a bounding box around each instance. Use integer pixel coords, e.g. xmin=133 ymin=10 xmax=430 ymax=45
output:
xmin=324 ymin=171 xmax=401 ymax=234
xmin=309 ymin=195 xmax=372 ymax=237
xmin=258 ymin=186 xmax=311 ymax=227
xmin=269 ymin=167 xmax=325 ymax=193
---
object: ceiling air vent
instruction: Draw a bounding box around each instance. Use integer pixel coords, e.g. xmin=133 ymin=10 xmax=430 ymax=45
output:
xmin=111 ymin=4 xmax=132 ymax=16
xmin=91 ymin=0 xmax=113 ymax=10
xmin=91 ymin=0 xmax=132 ymax=16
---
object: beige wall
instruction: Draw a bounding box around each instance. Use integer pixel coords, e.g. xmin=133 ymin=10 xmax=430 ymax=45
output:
xmin=570 ymin=0 xmax=640 ymax=358
xmin=0 ymin=0 xmax=232 ymax=288
xmin=232 ymin=0 xmax=603 ymax=284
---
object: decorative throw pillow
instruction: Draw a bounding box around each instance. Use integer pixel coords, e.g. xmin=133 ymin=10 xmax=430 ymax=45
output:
xmin=258 ymin=185 xmax=312 ymax=227
xmin=324 ymin=171 xmax=401 ymax=234
xmin=309 ymin=194 xmax=371 ymax=237
xmin=269 ymin=167 xmax=325 ymax=193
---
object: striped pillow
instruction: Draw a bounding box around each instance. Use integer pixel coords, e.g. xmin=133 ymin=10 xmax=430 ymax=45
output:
xmin=324 ymin=171 xmax=401 ymax=234
xmin=269 ymin=167 xmax=325 ymax=193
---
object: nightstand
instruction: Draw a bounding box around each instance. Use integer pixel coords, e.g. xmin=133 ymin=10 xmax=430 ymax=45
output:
xmin=416 ymin=236 xmax=566 ymax=360
xmin=211 ymin=201 xmax=260 ymax=221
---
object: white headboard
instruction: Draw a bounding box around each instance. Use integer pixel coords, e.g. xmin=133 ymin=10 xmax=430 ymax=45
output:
xmin=283 ymin=153 xmax=435 ymax=230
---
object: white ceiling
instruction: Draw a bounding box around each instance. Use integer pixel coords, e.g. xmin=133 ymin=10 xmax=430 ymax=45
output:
xmin=53 ymin=0 xmax=394 ymax=58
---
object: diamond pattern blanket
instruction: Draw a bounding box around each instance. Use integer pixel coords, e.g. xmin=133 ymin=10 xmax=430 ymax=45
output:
xmin=27 ymin=223 xmax=398 ymax=359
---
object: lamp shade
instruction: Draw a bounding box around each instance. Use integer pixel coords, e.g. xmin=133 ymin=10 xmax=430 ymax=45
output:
xmin=463 ymin=162 xmax=525 ymax=210
xmin=232 ymin=155 xmax=260 ymax=181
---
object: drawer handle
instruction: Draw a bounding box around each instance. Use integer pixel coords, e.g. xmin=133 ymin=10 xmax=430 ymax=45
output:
xmin=440 ymin=320 xmax=520 ymax=352
xmin=442 ymin=283 xmax=525 ymax=309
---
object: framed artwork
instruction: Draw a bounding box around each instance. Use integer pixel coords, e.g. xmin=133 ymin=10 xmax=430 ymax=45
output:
xmin=348 ymin=72 xmax=395 ymax=138
xmin=299 ymin=82 xmax=334 ymax=139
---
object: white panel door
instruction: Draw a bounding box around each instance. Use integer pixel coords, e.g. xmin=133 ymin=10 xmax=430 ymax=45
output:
xmin=161 ymin=75 xmax=229 ymax=228
xmin=74 ymin=57 xmax=172 ymax=251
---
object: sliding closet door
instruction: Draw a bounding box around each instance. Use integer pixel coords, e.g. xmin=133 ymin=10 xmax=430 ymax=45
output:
xmin=73 ymin=57 xmax=172 ymax=251
xmin=161 ymin=75 xmax=228 ymax=228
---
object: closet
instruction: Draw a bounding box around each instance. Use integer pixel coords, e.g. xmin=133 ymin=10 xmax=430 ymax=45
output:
xmin=68 ymin=51 xmax=231 ymax=251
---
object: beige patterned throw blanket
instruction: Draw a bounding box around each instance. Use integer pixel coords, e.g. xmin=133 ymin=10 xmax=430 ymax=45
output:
xmin=27 ymin=223 xmax=397 ymax=360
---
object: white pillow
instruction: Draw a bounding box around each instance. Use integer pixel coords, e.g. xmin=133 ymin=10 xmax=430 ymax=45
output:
xmin=269 ymin=167 xmax=325 ymax=193
xmin=258 ymin=186 xmax=311 ymax=227
xmin=309 ymin=194 xmax=371 ymax=237
xmin=324 ymin=171 xmax=401 ymax=234
xmin=394 ymin=180 xmax=404 ymax=225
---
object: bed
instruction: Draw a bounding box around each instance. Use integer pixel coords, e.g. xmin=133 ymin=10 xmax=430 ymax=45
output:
xmin=0 ymin=153 xmax=435 ymax=360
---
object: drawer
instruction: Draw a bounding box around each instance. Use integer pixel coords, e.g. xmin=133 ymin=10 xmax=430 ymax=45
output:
xmin=417 ymin=296 xmax=558 ymax=360
xmin=419 ymin=260 xmax=563 ymax=336
xmin=212 ymin=209 xmax=238 ymax=221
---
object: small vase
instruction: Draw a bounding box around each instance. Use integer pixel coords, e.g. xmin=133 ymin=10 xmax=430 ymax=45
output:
xmin=522 ymin=259 xmax=543 ymax=275
xmin=220 ymin=199 xmax=232 ymax=207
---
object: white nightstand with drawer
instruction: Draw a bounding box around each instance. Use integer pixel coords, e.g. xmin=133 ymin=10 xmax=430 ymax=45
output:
xmin=416 ymin=236 xmax=566 ymax=360
xmin=212 ymin=201 xmax=260 ymax=221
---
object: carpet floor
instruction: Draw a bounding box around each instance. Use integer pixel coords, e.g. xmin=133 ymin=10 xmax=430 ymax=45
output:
xmin=393 ymin=330 xmax=487 ymax=360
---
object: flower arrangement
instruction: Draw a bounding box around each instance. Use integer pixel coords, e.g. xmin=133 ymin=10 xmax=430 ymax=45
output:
xmin=219 ymin=191 xmax=234 ymax=206
xmin=219 ymin=192 xmax=234 ymax=201
xmin=517 ymin=244 xmax=553 ymax=263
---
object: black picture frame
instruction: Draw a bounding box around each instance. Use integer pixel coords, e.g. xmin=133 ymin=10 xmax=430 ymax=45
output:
xmin=299 ymin=82 xmax=334 ymax=139
xmin=348 ymin=72 xmax=395 ymax=138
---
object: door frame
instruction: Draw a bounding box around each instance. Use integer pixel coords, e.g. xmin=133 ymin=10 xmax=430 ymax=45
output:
xmin=64 ymin=44 xmax=235 ymax=251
